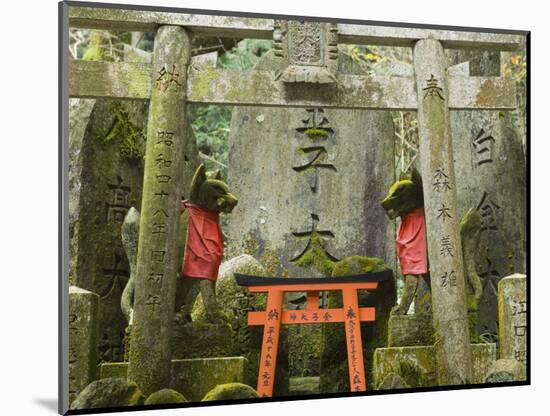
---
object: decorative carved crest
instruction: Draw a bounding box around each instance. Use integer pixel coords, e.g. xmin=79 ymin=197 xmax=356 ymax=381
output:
xmin=273 ymin=20 xmax=338 ymax=84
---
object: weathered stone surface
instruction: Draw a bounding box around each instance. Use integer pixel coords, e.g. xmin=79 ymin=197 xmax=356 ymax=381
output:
xmin=145 ymin=389 xmax=187 ymax=405
xmin=68 ymin=7 xmax=521 ymax=50
xmin=498 ymin=274 xmax=527 ymax=365
xmin=273 ymin=20 xmax=338 ymax=84
xmin=68 ymin=98 xmax=95 ymax=287
xmin=70 ymin=60 xmax=151 ymax=100
xmin=118 ymin=149 xmax=200 ymax=326
xmin=128 ymin=25 xmax=192 ymax=396
xmin=201 ymin=383 xmax=259 ymax=401
xmin=171 ymin=358 xmax=247 ymax=402
xmin=120 ymin=207 xmax=139 ymax=324
xmin=227 ymin=54 xmax=396 ymax=387
xmin=387 ymin=311 xmax=479 ymax=347
xmin=192 ymin=255 xmax=266 ymax=323
xmin=451 ymin=111 xmax=526 ymax=337
xmin=99 ymin=357 xmax=247 ymax=402
xmin=373 ymin=343 xmax=496 ymax=388
xmin=70 ymin=98 xmax=147 ymax=364
xmin=70 ymin=378 xmax=144 ymax=410
xmin=69 ymin=6 xmax=274 ymax=37
xmin=226 ymin=51 xmax=396 ymax=279
xmin=388 ymin=314 xmax=434 ymax=347
xmin=413 ymin=38 xmax=472 ymax=385
xmin=319 ymin=256 xmax=396 ymax=393
xmin=70 ymin=60 xmax=516 ymax=109
xmin=337 ymin=25 xmax=522 ymax=50
xmin=171 ymin=322 xmax=234 ymax=359
xmin=289 ymin=377 xmax=320 ymax=395
xmin=484 ymin=358 xmax=526 ymax=383
xmin=69 ymin=286 xmax=100 ymax=403
xmin=376 ymin=372 xmax=409 ymax=390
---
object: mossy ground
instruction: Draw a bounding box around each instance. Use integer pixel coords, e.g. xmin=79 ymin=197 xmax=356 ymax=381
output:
xmin=145 ymin=389 xmax=187 ymax=405
xmin=201 ymin=383 xmax=259 ymax=401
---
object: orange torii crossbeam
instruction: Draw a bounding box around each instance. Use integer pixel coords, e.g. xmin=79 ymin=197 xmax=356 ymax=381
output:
xmin=235 ymin=272 xmax=392 ymax=397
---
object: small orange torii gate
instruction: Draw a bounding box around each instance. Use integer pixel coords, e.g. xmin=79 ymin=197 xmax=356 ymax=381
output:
xmin=236 ymin=272 xmax=392 ymax=397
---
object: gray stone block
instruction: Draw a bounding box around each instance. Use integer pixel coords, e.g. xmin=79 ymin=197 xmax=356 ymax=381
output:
xmin=69 ymin=286 xmax=100 ymax=403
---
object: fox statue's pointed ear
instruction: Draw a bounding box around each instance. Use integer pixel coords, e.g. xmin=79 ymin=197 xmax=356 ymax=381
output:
xmin=398 ymin=171 xmax=408 ymax=181
xmin=190 ymin=164 xmax=207 ymax=201
xmin=213 ymin=169 xmax=222 ymax=180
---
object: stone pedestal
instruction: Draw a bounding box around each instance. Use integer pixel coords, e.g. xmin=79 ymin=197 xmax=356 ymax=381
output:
xmin=498 ymin=273 xmax=527 ymax=365
xmin=171 ymin=322 xmax=234 ymax=359
xmin=69 ymin=286 xmax=100 ymax=403
xmin=100 ymin=357 xmax=247 ymax=402
xmin=373 ymin=343 xmax=496 ymax=388
xmin=388 ymin=315 xmax=434 ymax=347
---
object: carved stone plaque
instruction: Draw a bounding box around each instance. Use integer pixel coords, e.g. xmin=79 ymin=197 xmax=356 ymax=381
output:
xmin=273 ymin=20 xmax=338 ymax=84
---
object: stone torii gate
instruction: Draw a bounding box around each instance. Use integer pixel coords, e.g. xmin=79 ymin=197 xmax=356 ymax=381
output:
xmin=65 ymin=3 xmax=521 ymax=395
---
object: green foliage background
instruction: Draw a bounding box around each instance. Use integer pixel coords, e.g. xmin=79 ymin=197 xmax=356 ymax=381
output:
xmin=187 ymin=39 xmax=273 ymax=178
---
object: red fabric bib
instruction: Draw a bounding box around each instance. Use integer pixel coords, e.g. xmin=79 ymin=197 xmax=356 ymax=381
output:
xmin=396 ymin=207 xmax=427 ymax=275
xmin=180 ymin=200 xmax=223 ymax=280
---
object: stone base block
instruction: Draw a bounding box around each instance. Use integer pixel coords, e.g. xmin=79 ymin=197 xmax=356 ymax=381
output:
xmin=99 ymin=357 xmax=247 ymax=402
xmin=388 ymin=312 xmax=480 ymax=346
xmin=289 ymin=377 xmax=320 ymax=396
xmin=388 ymin=314 xmax=434 ymax=347
xmin=171 ymin=322 xmax=234 ymax=359
xmin=373 ymin=343 xmax=496 ymax=388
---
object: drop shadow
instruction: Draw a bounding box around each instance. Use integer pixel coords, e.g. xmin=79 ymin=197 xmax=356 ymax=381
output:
xmin=34 ymin=398 xmax=58 ymax=413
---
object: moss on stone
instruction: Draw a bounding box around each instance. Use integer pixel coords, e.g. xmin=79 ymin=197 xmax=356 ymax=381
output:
xmin=192 ymin=64 xmax=222 ymax=102
xmin=397 ymin=359 xmax=426 ymax=388
xmin=145 ymin=389 xmax=187 ymax=405
xmin=332 ymin=255 xmax=388 ymax=276
xmin=70 ymin=378 xmax=144 ymax=410
xmin=304 ymin=128 xmax=329 ymax=140
xmin=82 ymin=32 xmax=106 ymax=61
xmin=288 ymin=324 xmax=323 ymax=377
xmin=170 ymin=322 xmax=234 ymax=359
xmin=292 ymin=232 xmax=338 ymax=276
xmin=99 ymin=362 xmax=128 ymax=379
xmin=289 ymin=376 xmax=320 ymax=395
xmin=99 ymin=102 xmax=146 ymax=160
xmin=201 ymin=383 xmax=259 ymax=401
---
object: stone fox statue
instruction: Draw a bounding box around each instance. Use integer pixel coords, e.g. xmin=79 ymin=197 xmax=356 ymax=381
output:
xmin=175 ymin=164 xmax=238 ymax=324
xmin=381 ymin=168 xmax=482 ymax=315
xmin=121 ymin=164 xmax=238 ymax=325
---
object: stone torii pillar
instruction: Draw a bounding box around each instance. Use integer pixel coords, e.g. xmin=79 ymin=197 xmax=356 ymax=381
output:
xmin=413 ymin=39 xmax=473 ymax=385
xmin=128 ymin=25 xmax=192 ymax=396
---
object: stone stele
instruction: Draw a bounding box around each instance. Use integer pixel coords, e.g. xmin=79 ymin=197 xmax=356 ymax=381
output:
xmin=69 ymin=97 xmax=147 ymax=364
xmin=69 ymin=285 xmax=100 ymax=403
xmin=498 ymin=273 xmax=527 ymax=366
xmin=226 ymin=50 xmax=396 ymax=384
xmin=447 ymin=49 xmax=526 ymax=337
xmin=226 ymin=50 xmax=396 ymax=279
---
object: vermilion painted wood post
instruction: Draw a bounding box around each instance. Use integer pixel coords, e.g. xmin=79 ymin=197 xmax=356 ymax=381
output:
xmin=256 ymin=289 xmax=284 ymax=397
xmin=342 ymin=287 xmax=367 ymax=392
